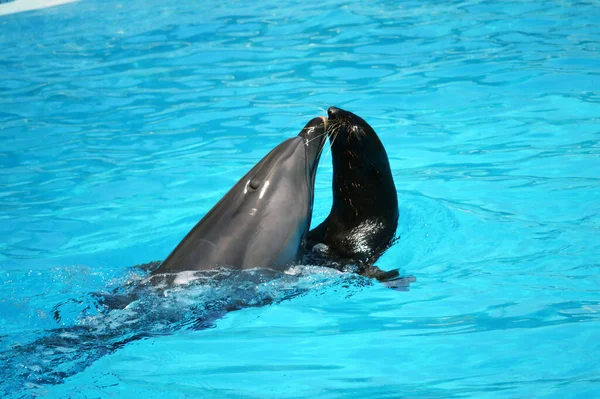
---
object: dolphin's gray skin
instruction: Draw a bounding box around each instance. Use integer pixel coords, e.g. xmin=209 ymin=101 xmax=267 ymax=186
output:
xmin=154 ymin=117 xmax=327 ymax=274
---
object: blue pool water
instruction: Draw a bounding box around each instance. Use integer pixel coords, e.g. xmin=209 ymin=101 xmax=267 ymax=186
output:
xmin=1 ymin=0 xmax=599 ymax=397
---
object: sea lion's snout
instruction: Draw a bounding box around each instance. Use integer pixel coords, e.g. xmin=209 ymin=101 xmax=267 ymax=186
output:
xmin=326 ymin=106 xmax=354 ymax=128
xmin=327 ymin=106 xmax=342 ymax=118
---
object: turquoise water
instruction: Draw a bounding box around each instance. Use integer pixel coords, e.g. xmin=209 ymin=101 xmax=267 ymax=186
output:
xmin=1 ymin=0 xmax=600 ymax=397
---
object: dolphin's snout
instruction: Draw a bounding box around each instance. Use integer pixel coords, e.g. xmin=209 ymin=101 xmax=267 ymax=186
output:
xmin=319 ymin=115 xmax=327 ymax=126
xmin=304 ymin=116 xmax=327 ymax=128
xmin=298 ymin=117 xmax=327 ymax=141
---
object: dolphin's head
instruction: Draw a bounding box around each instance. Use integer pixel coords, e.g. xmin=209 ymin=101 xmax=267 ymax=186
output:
xmin=298 ymin=116 xmax=328 ymax=181
xmin=206 ymin=116 xmax=327 ymax=269
xmin=239 ymin=116 xmax=327 ymax=206
xmin=158 ymin=117 xmax=328 ymax=273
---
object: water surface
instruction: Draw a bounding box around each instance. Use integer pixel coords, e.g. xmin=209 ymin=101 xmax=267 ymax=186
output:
xmin=1 ymin=0 xmax=599 ymax=397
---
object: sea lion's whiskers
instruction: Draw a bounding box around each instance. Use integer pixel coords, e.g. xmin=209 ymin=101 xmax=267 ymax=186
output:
xmin=315 ymin=103 xmax=330 ymax=114
xmin=305 ymin=102 xmax=331 ymax=114
xmin=305 ymin=131 xmax=328 ymax=144
xmin=323 ymin=128 xmax=340 ymax=160
xmin=325 ymin=119 xmax=342 ymax=134
xmin=316 ymin=121 xmax=340 ymax=161
xmin=322 ymin=117 xmax=350 ymax=159
xmin=316 ymin=131 xmax=331 ymax=160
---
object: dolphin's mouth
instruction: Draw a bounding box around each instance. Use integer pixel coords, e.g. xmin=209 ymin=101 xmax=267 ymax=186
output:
xmin=298 ymin=116 xmax=327 ymax=140
xmin=295 ymin=117 xmax=327 ymax=182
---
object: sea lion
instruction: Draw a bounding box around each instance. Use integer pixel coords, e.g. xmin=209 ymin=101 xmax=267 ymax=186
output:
xmin=306 ymin=107 xmax=399 ymax=280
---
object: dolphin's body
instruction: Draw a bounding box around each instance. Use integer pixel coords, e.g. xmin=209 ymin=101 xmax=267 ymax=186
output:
xmin=154 ymin=117 xmax=327 ymax=273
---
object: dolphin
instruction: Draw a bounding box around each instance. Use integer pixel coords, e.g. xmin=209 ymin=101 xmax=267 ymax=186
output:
xmin=154 ymin=117 xmax=327 ymax=274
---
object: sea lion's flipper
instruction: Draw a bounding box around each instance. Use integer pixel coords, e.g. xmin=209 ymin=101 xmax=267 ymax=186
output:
xmin=360 ymin=265 xmax=416 ymax=291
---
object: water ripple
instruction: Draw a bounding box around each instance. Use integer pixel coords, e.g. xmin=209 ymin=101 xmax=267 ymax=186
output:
xmin=1 ymin=0 xmax=599 ymax=397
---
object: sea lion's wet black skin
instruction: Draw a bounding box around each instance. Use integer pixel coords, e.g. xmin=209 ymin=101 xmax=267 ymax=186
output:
xmin=306 ymin=107 xmax=399 ymax=280
xmin=153 ymin=117 xmax=327 ymax=274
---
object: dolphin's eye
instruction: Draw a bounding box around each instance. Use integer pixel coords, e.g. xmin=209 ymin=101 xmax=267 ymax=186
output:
xmin=249 ymin=178 xmax=261 ymax=190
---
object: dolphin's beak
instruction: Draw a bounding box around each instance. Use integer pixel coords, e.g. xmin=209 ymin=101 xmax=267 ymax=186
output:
xmin=298 ymin=117 xmax=327 ymax=177
xmin=298 ymin=116 xmax=327 ymax=138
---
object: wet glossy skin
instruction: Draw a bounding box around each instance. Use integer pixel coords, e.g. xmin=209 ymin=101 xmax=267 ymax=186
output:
xmin=306 ymin=107 xmax=399 ymax=268
xmin=154 ymin=117 xmax=327 ymax=273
